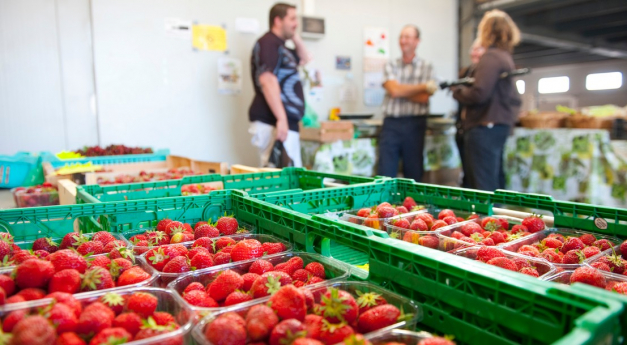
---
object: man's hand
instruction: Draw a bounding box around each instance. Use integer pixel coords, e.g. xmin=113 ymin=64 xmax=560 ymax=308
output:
xmin=425 ymin=80 xmax=438 ymax=95
xmin=276 ymin=120 xmax=289 ymax=142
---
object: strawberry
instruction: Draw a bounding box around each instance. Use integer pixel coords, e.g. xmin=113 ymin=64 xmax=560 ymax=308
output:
xmin=603 ymin=251 xmax=626 ymax=274
xmin=438 ymin=209 xmax=455 ymax=220
xmin=262 ymin=242 xmax=285 ymax=255
xmin=286 ymin=256 xmax=304 ymax=271
xmin=15 ymin=258 xmax=55 ymax=289
xmin=460 ymin=222 xmax=482 ymax=237
xmin=480 ymin=217 xmax=500 ymax=231
xmin=81 ymin=267 xmax=115 ymax=291
xmin=318 ymin=322 xmax=355 ymax=345
xmin=417 ymin=337 xmax=456 ymax=345
xmin=55 ymin=332 xmax=86 ymax=345
xmin=92 ymin=232 xmax=116 ymax=246
xmin=209 ymin=269 xmax=244 ymax=301
xmin=89 ymin=255 xmax=111 ymax=269
xmin=194 ymin=225 xmax=220 ymax=239
xmin=12 ymin=315 xmax=56 ymax=345
xmin=34 ymin=250 xmax=50 ymax=259
xmin=541 ymin=237 xmax=563 ymax=249
xmin=396 ymin=206 xmax=409 ymax=214
xmin=620 ymin=240 xmax=627 ymax=260
xmin=579 ymin=233 xmax=597 ymax=246
xmin=409 ymin=219 xmax=429 ymax=231
xmin=403 ymin=197 xmax=417 ymax=210
xmin=292 ymin=269 xmax=312 ymax=282
xmin=547 ymin=233 xmax=566 ymax=242
xmin=249 ymin=260 xmax=274 ymax=275
xmin=0 ymin=274 xmax=14 ymax=296
xmin=11 ymin=250 xmax=36 ymax=264
xmin=117 ymin=266 xmax=151 ymax=286
xmin=231 ymin=239 xmax=264 ymax=262
xmin=480 ymin=238 xmax=496 ymax=246
xmin=377 ymin=206 xmax=398 ymax=219
xmin=431 ymin=220 xmax=449 ymax=231
xmin=612 ymin=282 xmax=627 ymax=295
xmin=215 ymin=237 xmax=236 ymax=251
xmin=146 ymin=231 xmax=170 ymax=246
xmin=60 ymin=232 xmax=81 ymax=249
xmin=320 ymin=288 xmax=359 ymax=323
xmin=562 ymin=237 xmax=586 ymax=253
xmin=251 ymin=271 xmax=293 ymax=298
xmin=241 ymin=273 xmax=261 ymax=292
xmin=391 ymin=218 xmax=410 ymax=229
xmin=45 ymin=292 xmax=82 ymax=317
xmin=187 ymin=247 xmax=209 ymax=261
xmin=49 ymin=249 xmax=88 ymax=273
xmin=270 ymin=285 xmax=307 ymax=321
xmin=109 ymin=258 xmax=133 ymax=278
xmin=521 ymin=215 xmax=545 ymax=233
xmin=183 ymin=290 xmax=218 ymax=307
xmin=127 ymin=292 xmax=158 ymax=318
xmin=206 ymin=313 xmax=247 ymax=345
xmin=165 ymin=244 xmax=188 ymax=258
xmin=163 ymin=256 xmax=191 ymax=274
xmin=357 ymin=304 xmax=401 ymax=333
xmin=165 ymin=221 xmax=185 ymax=236
xmin=305 ymin=262 xmax=326 ymax=279
xmin=49 ymin=269 xmax=82 ymax=294
xmin=488 ymin=231 xmax=506 ymax=245
xmin=157 ymin=218 xmax=172 ymax=232
xmin=94 ymin=292 xmax=125 ymax=316
xmin=511 ymin=257 xmax=532 ymax=271
xmin=194 ymin=221 xmax=208 ymax=229
xmin=517 ymin=245 xmax=540 ymax=255
xmin=269 ymin=319 xmax=307 ymax=345
xmin=356 ymin=291 xmax=387 ymax=314
xmin=76 ymin=302 xmax=114 ymax=336
xmin=6 ymin=295 xmax=26 ymax=304
xmin=307 ymin=276 xmax=325 ymax=285
xmin=3 ymin=309 xmax=27 ymax=332
xmin=356 ymin=208 xmax=372 ymax=218
xmin=190 ymin=252 xmax=214 ymax=270
xmin=224 ymin=290 xmax=253 ymax=306
xmin=562 ymin=249 xmax=586 ymax=264
xmin=246 ymin=304 xmax=279 ymax=341
xmin=183 ymin=282 xmax=205 ymax=294
xmin=520 ymin=267 xmax=539 ymax=277
xmin=89 ymin=327 xmax=132 ymax=345
xmin=32 ymin=237 xmax=59 ymax=253
xmin=145 ymin=247 xmax=170 ymax=271
xmin=593 ymin=239 xmax=614 ymax=251
xmin=214 ymin=252 xmax=232 ymax=265
xmin=152 ymin=311 xmax=176 ymax=326
xmin=103 ymin=240 xmax=127 ymax=253
xmin=476 ymin=247 xmax=505 ymax=263
xmin=108 ymin=247 xmax=134 ymax=261
xmin=216 ymin=216 xmax=239 ymax=235
xmin=134 ymin=319 xmax=181 ymax=345
xmin=570 ymin=266 xmax=606 ymax=288
xmin=591 ymin=261 xmax=611 ymax=272
xmin=415 ymin=213 xmax=434 ymax=229
xmin=486 ymin=257 xmax=517 ymax=271
xmin=441 ymin=216 xmax=457 ymax=225
xmin=46 ymin=302 xmax=78 ymax=334
xmin=583 ymin=246 xmax=601 ymax=258
xmin=193 ymin=237 xmax=215 ymax=253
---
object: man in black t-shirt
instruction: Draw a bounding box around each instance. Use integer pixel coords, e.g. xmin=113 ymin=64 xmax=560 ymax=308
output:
xmin=249 ymin=3 xmax=310 ymax=167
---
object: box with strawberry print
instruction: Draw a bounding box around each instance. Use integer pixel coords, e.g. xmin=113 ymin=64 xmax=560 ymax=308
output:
xmin=0 ymin=286 xmax=192 ymax=344
xmin=168 ymin=252 xmax=352 ymax=312
xmin=586 ymin=240 xmax=627 ymax=279
xmin=0 ymin=248 xmax=157 ymax=306
xmin=0 ymin=230 xmax=129 ymax=270
xmin=11 ymin=182 xmax=59 ymax=208
xmin=122 ymin=216 xmax=252 ymax=255
xmin=191 ymin=281 xmax=421 ymax=345
xmin=500 ymin=228 xmax=623 ymax=270
xmin=364 ymin=328 xmax=456 ymax=345
xmin=452 ymin=246 xmax=556 ymax=278
xmin=543 ymin=265 xmax=627 ymax=297
xmin=141 ymin=233 xmax=292 ymax=287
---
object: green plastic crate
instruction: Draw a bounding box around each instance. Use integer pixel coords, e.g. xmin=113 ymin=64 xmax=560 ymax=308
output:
xmin=75 ymin=167 xmax=381 ymax=204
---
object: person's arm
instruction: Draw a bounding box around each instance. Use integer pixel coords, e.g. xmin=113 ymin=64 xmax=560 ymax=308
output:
xmin=383 ymin=80 xmax=429 ymax=99
xmin=408 ymin=92 xmax=430 ymax=104
xmin=453 ymin=52 xmax=501 ymax=105
xmin=292 ymin=34 xmax=311 ymax=66
xmin=259 ymin=72 xmax=288 ymax=142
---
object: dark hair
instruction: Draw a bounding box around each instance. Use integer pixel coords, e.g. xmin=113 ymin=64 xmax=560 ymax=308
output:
xmin=403 ymin=25 xmax=420 ymax=39
xmin=269 ymin=3 xmax=296 ymax=29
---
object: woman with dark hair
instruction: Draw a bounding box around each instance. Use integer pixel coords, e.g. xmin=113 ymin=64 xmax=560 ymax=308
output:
xmin=453 ymin=10 xmax=522 ymax=191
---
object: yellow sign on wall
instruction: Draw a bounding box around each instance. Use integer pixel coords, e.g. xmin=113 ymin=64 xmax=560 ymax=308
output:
xmin=192 ymin=25 xmax=227 ymax=51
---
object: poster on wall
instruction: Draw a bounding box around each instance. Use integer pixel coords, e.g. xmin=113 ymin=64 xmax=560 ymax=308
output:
xmin=218 ymin=57 xmax=242 ymax=94
xmin=192 ymin=25 xmax=227 ymax=51
xmin=362 ymin=27 xmax=389 ymax=107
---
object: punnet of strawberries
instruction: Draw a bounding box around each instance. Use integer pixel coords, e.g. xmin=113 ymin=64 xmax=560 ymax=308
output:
xmin=194 ymin=282 xmax=418 ymax=345
xmin=96 ymin=168 xmax=209 ymax=186
xmin=12 ymin=182 xmax=59 ymax=207
xmin=363 ymin=329 xmax=457 ymax=345
xmin=456 ymin=246 xmax=555 ymax=278
xmin=170 ymin=253 xmax=349 ymax=309
xmin=588 ymin=240 xmax=627 ymax=275
xmin=503 ymin=229 xmax=619 ymax=266
xmin=549 ymin=265 xmax=627 ymax=296
xmin=74 ymin=144 xmax=153 ymax=157
xmin=0 ymin=288 xmax=188 ymax=345
xmin=126 ymin=216 xmax=248 ymax=254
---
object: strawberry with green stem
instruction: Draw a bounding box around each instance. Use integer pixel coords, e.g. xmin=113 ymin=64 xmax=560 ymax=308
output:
xmin=320 ymin=288 xmax=359 ymax=324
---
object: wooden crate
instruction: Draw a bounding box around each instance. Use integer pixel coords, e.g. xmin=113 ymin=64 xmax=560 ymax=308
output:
xmin=230 ymin=164 xmax=281 ymax=175
xmin=58 ymin=179 xmax=78 ymax=205
xmin=299 ymin=121 xmax=354 ymax=143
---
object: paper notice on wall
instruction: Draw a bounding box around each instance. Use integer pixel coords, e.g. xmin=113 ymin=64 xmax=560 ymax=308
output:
xmin=218 ymin=57 xmax=242 ymax=94
xmin=363 ymin=71 xmax=384 ymax=89
xmin=363 ymin=27 xmax=389 ymax=58
xmin=164 ymin=18 xmax=192 ymax=40
xmin=192 ymin=25 xmax=227 ymax=51
xmin=362 ymin=28 xmax=389 ymax=107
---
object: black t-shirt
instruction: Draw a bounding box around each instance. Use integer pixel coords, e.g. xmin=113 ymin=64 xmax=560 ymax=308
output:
xmin=249 ymin=32 xmax=305 ymax=132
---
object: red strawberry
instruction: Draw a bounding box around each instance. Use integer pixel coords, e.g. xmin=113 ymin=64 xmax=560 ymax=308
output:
xmin=127 ymin=292 xmax=158 ymax=318
xmin=521 ymin=215 xmax=545 ymax=233
xmin=49 ymin=249 xmax=88 ymax=273
xmin=109 ymin=258 xmax=133 ymax=278
xmin=570 ymin=266 xmax=606 ymax=288
xmin=391 ymin=218 xmax=410 ymax=229
xmin=206 ymin=313 xmax=247 ymax=345
xmin=269 ymin=319 xmax=307 ymax=345
xmin=157 ymin=218 xmax=172 ymax=232
xmin=216 ymin=216 xmax=239 ymax=235
xmin=518 ymin=245 xmax=540 ymax=255
xmin=12 ymin=315 xmax=56 ymax=345
xmin=0 ymin=274 xmax=14 ymax=296
xmin=579 ymin=233 xmax=597 ymax=246
xmin=45 ymin=292 xmax=82 ymax=317
xmin=49 ymin=269 xmax=82 ymax=294
xmin=165 ymin=221 xmax=186 ymax=236
xmin=583 ymin=246 xmax=601 ymax=258
xmin=417 ymin=337 xmax=456 ymax=345
xmin=236 ymin=273 xmax=258 ymax=292
xmin=146 ymin=231 xmax=170 ymax=246
xmin=194 ymin=224 xmax=220 ymax=239
xmin=441 ymin=216 xmax=457 ymax=225
xmin=402 ymin=197 xmax=417 ymax=211
xmin=269 ymin=285 xmax=307 ymax=321
xmin=292 ymin=269 xmax=312 ymax=282
xmin=6 ymin=295 xmax=26 ymax=304
xmin=246 ymin=304 xmax=279 ymax=341
xmin=488 ymin=231 xmax=506 ymax=245
xmin=55 ymin=332 xmax=86 ymax=345
xmin=47 ymin=302 xmax=78 ymax=334
xmin=89 ymin=255 xmax=111 ymax=269
xmin=3 ymin=309 xmax=27 ymax=332
xmin=215 ymin=237 xmax=236 ymax=251
xmin=562 ymin=237 xmax=586 ymax=253
xmin=510 ymin=224 xmax=528 ymax=234
xmin=356 ymin=291 xmax=387 ymax=314
xmin=81 ymin=267 xmax=114 ymax=292
xmin=231 ymin=239 xmax=264 ymax=262
xmin=89 ymin=327 xmax=132 ymax=345
xmin=593 ymin=239 xmax=614 ymax=251
xmin=415 ymin=213 xmax=434 ymax=229
xmin=364 ymin=214 xmax=381 ymax=229
xmin=307 ymin=276 xmax=325 ymax=285
xmin=183 ymin=290 xmax=219 ymax=307
xmin=409 ymin=219 xmax=429 ymax=231
xmin=104 ymin=240 xmax=127 ymax=253
xmin=33 ymin=250 xmax=50 ymax=259
xmin=224 ymin=290 xmax=253 ymax=306
xmin=190 ymin=252 xmax=214 ymax=270
xmin=145 ymin=247 xmax=170 ymax=271
xmin=114 ymin=312 xmax=142 ymax=336
xmin=152 ymin=311 xmax=176 ymax=326
xmin=302 ymin=288 xmax=314 ymax=309
xmin=209 ymin=269 xmax=244 ymax=301
xmin=11 ymin=250 xmax=36 ymax=264
xmin=165 ymin=244 xmax=188 ymax=258
xmin=396 ymin=206 xmax=409 ymax=214
xmin=77 ymin=302 xmax=114 ymax=336
xmin=486 ymin=257 xmax=517 ymax=271
xmin=541 ymin=237 xmax=563 ymax=249
xmin=612 ymin=282 xmax=627 ymax=295
xmin=134 ymin=320 xmax=182 ymax=345
xmin=320 ymin=288 xmax=359 ymax=323
xmin=15 ymin=258 xmax=55 ymax=289
xmin=60 ymin=232 xmax=82 ymax=249
xmin=193 ymin=237 xmax=215 ymax=253
xmin=249 ymin=259 xmax=274 ymax=275
xmin=163 ymin=256 xmax=191 ymax=274
xmin=476 ymin=247 xmax=505 ymax=263
xmin=520 ymin=267 xmax=539 ymax=277
xmin=97 ymin=292 xmax=126 ymax=315
xmin=431 ymin=220 xmax=449 ymax=231
xmin=305 ymin=262 xmax=326 ymax=279
xmin=213 ymin=252 xmax=232 ymax=265
xmin=620 ymin=240 xmax=627 ymax=260
xmin=438 ymin=209 xmax=455 ymax=220
xmin=304 ymin=314 xmax=323 ymax=340
xmin=32 ymin=237 xmax=59 ymax=253
xmin=511 ymin=257 xmax=532 ymax=271
xmin=319 ymin=322 xmax=355 ymax=345
xmin=92 ymin=232 xmax=116 ymax=246
xmin=262 ymin=242 xmax=285 ymax=255
xmin=108 ymin=247 xmax=134 ymax=261
xmin=377 ymin=206 xmax=398 ymax=219
xmin=591 ymin=261 xmax=611 ymax=272
xmin=194 ymin=221 xmax=208 ymax=229
xmin=357 ymin=303 xmax=401 ymax=333
xmin=117 ymin=266 xmax=151 ymax=286
xmin=251 ymin=271 xmax=293 ymax=298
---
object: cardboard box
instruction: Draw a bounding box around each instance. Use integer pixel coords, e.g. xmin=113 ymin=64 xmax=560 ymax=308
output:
xmin=300 ymin=121 xmax=354 ymax=143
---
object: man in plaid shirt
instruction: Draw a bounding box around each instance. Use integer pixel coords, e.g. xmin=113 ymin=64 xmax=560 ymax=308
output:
xmin=380 ymin=25 xmax=437 ymax=181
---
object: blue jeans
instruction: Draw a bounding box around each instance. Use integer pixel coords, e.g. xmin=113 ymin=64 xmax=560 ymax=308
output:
xmin=377 ymin=116 xmax=427 ymax=181
xmin=463 ymin=124 xmax=510 ymax=191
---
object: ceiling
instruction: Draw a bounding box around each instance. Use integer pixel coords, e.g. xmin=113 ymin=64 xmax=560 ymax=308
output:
xmin=477 ymin=0 xmax=627 ymax=68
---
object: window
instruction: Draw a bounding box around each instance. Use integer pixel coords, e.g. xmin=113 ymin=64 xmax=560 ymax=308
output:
xmin=586 ymin=72 xmax=622 ymax=91
xmin=516 ymin=80 xmax=525 ymax=94
xmin=538 ymin=76 xmax=569 ymax=94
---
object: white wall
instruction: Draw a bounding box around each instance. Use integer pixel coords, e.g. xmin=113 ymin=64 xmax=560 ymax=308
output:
xmin=1 ymin=0 xmax=458 ymax=166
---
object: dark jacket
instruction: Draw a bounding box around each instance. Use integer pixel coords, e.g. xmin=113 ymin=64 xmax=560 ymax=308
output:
xmin=453 ymin=47 xmax=521 ymax=131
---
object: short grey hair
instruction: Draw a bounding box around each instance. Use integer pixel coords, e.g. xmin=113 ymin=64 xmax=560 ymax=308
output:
xmin=402 ymin=25 xmax=420 ymax=39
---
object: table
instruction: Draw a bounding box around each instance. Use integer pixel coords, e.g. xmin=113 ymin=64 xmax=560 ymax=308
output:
xmin=505 ymin=128 xmax=627 ymax=208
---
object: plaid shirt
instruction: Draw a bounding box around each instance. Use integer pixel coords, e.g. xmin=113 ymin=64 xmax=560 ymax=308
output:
xmin=382 ymin=56 xmax=433 ymax=117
